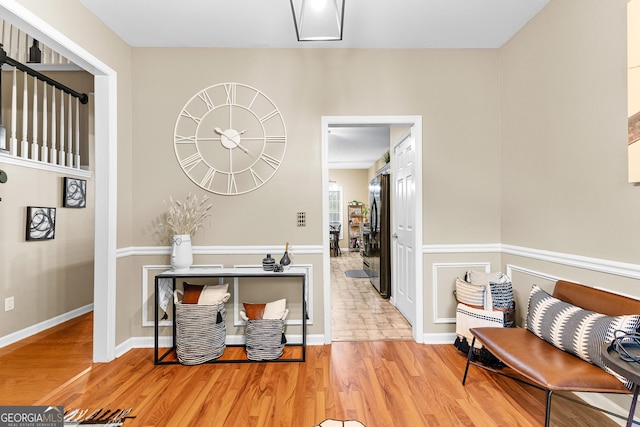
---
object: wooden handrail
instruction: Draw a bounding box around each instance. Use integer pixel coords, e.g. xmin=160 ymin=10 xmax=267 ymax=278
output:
xmin=0 ymin=43 xmax=88 ymax=105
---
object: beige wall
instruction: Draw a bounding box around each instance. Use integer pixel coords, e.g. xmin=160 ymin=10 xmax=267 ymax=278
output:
xmin=131 ymin=48 xmax=501 ymax=248
xmin=127 ymin=48 xmax=500 ymax=340
xmin=500 ymin=0 xmax=638 ymax=264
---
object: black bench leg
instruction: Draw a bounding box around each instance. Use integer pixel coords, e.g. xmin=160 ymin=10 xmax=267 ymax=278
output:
xmin=462 ymin=336 xmax=476 ymax=385
xmin=545 ymin=390 xmax=553 ymax=427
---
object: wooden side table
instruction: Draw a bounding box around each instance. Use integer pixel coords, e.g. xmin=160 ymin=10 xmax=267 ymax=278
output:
xmin=601 ymin=343 xmax=640 ymax=427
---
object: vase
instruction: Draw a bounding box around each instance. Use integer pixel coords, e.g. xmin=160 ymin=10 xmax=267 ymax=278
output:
xmin=280 ymin=242 xmax=291 ymax=270
xmin=262 ymin=254 xmax=275 ymax=271
xmin=171 ymin=234 xmax=193 ymax=271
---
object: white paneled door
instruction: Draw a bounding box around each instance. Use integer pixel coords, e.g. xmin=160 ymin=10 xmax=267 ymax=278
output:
xmin=392 ymin=131 xmax=416 ymax=325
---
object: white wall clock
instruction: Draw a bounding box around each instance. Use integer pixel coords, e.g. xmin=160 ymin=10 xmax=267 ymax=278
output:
xmin=174 ymin=83 xmax=287 ymax=195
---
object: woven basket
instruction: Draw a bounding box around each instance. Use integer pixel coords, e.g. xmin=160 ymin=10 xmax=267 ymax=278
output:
xmin=245 ymin=319 xmax=286 ymax=361
xmin=175 ymin=302 xmax=226 ymax=365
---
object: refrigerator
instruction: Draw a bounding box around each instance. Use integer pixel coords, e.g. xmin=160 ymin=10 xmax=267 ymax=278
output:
xmin=363 ymin=171 xmax=391 ymax=298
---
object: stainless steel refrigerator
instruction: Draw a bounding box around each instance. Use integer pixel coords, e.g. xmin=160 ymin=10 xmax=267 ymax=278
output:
xmin=363 ymin=172 xmax=390 ymax=298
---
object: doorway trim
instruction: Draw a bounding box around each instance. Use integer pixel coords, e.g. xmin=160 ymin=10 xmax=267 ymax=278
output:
xmin=1 ymin=0 xmax=118 ymax=362
xmin=321 ymin=115 xmax=423 ymax=344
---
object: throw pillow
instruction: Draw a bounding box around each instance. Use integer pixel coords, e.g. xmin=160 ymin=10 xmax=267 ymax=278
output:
xmin=526 ymin=284 xmax=640 ymax=388
xmin=243 ymin=299 xmax=288 ymax=320
xmin=455 ymin=278 xmax=485 ymax=309
xmin=182 ymin=282 xmax=229 ymax=305
xmin=263 ymin=298 xmax=287 ymax=320
xmin=489 ymin=280 xmax=514 ymax=310
xmin=466 ymin=270 xmax=506 ymax=286
xmin=182 ymin=282 xmax=204 ymax=304
xmin=198 ymin=283 xmax=229 ymax=305
xmin=243 ymin=303 xmax=266 ymax=320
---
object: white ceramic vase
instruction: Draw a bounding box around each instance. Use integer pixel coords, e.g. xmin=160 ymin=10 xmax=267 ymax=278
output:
xmin=171 ymin=234 xmax=193 ymax=271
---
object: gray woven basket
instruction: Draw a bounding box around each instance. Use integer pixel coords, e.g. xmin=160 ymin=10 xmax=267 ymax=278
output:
xmin=175 ymin=302 xmax=226 ymax=365
xmin=245 ymin=319 xmax=286 ymax=361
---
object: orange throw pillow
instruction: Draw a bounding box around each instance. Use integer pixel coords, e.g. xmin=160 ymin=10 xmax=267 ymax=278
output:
xmin=243 ymin=303 xmax=266 ymax=320
xmin=182 ymin=282 xmax=204 ymax=304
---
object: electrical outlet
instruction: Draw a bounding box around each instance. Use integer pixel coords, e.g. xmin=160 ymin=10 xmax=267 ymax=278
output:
xmin=5 ymin=296 xmax=14 ymax=312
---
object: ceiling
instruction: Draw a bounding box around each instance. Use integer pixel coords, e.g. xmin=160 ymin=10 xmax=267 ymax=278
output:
xmin=78 ymin=0 xmax=549 ymax=169
xmin=79 ymin=0 xmax=549 ymax=49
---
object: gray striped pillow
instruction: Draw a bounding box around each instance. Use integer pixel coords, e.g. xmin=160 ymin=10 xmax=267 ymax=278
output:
xmin=526 ymin=284 xmax=640 ymax=388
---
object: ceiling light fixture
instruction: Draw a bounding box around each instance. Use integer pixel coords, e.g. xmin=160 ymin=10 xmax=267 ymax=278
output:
xmin=289 ymin=0 xmax=345 ymax=42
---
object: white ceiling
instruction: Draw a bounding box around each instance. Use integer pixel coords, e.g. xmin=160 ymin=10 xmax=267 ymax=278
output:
xmin=79 ymin=0 xmax=549 ymax=49
xmin=78 ymin=0 xmax=549 ymax=169
xmin=328 ymin=126 xmax=390 ymax=169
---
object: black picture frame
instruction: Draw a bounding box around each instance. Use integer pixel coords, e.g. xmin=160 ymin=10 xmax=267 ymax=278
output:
xmin=26 ymin=206 xmax=56 ymax=241
xmin=63 ymin=177 xmax=86 ymax=208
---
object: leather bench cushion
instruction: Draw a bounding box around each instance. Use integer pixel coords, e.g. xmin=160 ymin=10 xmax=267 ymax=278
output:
xmin=470 ymin=327 xmax=629 ymax=393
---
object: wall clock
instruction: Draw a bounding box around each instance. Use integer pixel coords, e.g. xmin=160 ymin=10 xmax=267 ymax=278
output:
xmin=174 ymin=83 xmax=287 ymax=195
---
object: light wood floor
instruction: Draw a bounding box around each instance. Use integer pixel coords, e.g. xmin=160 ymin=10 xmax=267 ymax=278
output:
xmin=331 ymin=251 xmax=412 ymax=341
xmin=0 ymin=313 xmax=624 ymax=426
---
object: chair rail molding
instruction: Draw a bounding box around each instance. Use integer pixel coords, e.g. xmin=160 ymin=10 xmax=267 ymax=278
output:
xmin=423 ymin=244 xmax=640 ymax=280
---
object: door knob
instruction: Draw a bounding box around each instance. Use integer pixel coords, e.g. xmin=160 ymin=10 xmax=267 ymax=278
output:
xmin=392 ymin=233 xmax=398 ymax=239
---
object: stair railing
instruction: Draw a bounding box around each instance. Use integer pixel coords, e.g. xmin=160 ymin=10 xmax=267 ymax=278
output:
xmin=0 ymin=43 xmax=89 ymax=169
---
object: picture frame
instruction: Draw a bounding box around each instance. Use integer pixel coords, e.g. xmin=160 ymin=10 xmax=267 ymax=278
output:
xmin=63 ymin=177 xmax=86 ymax=208
xmin=26 ymin=206 xmax=56 ymax=241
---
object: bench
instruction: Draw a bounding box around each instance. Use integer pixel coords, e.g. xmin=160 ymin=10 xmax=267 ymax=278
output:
xmin=461 ymin=280 xmax=640 ymax=426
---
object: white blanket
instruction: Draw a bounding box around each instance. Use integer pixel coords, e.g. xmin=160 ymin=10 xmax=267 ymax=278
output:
xmin=455 ymin=303 xmax=504 ymax=348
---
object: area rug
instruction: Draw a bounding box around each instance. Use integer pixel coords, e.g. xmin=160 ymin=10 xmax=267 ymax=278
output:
xmin=314 ymin=420 xmax=366 ymax=427
xmin=345 ymin=270 xmax=369 ymax=278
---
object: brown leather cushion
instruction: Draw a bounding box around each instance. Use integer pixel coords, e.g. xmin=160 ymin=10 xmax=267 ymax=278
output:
xmin=553 ymin=280 xmax=640 ymax=316
xmin=182 ymin=282 xmax=204 ymax=304
xmin=470 ymin=327 xmax=629 ymax=393
xmin=243 ymin=303 xmax=266 ymax=320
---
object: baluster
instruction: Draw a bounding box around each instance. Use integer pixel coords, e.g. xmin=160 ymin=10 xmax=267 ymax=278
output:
xmin=20 ymin=71 xmax=27 ymax=158
xmin=74 ymin=97 xmax=80 ymax=168
xmin=41 ymin=83 xmax=48 ymax=163
xmin=67 ymin=93 xmax=72 ymax=167
xmin=31 ymin=75 xmax=38 ymax=161
xmin=50 ymin=88 xmax=56 ymax=164
xmin=9 ymin=67 xmax=17 ymax=155
xmin=58 ymin=90 xmax=65 ymax=166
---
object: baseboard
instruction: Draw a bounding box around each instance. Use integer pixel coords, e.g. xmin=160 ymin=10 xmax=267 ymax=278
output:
xmin=116 ymin=333 xmax=327 ymax=358
xmin=422 ymin=332 xmax=456 ymax=345
xmin=0 ymin=304 xmax=94 ymax=349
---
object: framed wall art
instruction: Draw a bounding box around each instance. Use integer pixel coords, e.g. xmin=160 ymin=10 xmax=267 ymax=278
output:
xmin=26 ymin=206 xmax=56 ymax=241
xmin=63 ymin=177 xmax=86 ymax=208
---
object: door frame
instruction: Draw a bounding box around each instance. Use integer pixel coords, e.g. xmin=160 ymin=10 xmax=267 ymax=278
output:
xmin=1 ymin=0 xmax=118 ymax=362
xmin=321 ymin=116 xmax=423 ymax=343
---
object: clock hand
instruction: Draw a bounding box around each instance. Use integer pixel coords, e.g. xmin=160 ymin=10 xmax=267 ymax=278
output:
xmin=213 ymin=127 xmax=250 ymax=154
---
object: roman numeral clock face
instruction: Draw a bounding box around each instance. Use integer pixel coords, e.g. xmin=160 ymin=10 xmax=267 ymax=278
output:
xmin=174 ymin=83 xmax=287 ymax=195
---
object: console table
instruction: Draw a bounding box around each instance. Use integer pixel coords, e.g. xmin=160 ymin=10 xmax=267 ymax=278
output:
xmin=154 ymin=267 xmax=307 ymax=365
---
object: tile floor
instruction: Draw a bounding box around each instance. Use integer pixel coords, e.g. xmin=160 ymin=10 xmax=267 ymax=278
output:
xmin=330 ymin=250 xmax=413 ymax=341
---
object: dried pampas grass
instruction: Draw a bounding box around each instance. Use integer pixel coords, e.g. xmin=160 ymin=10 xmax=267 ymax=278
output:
xmin=160 ymin=193 xmax=212 ymax=238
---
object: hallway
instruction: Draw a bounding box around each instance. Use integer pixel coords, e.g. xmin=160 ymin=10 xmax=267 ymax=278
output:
xmin=330 ymin=251 xmax=413 ymax=341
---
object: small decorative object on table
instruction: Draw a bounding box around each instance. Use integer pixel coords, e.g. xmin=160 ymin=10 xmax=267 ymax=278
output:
xmin=280 ymin=242 xmax=291 ymax=270
xmin=262 ymin=254 xmax=275 ymax=271
xmin=159 ymin=193 xmax=212 ymax=271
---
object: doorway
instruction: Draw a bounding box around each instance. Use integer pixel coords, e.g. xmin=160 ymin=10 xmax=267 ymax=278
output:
xmin=322 ymin=116 xmax=423 ymax=344
xmin=3 ymin=4 xmax=119 ymax=362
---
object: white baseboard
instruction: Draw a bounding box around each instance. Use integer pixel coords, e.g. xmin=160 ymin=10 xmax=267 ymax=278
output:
xmin=0 ymin=304 xmax=94 ymax=349
xmin=116 ymin=333 xmax=327 ymax=358
xmin=422 ymin=332 xmax=457 ymax=344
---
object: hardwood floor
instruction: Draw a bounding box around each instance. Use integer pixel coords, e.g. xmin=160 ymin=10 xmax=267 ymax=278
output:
xmin=0 ymin=313 xmax=625 ymax=426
